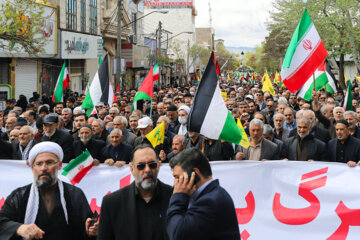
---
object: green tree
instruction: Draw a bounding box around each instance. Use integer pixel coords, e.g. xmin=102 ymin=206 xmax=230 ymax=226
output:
xmin=0 ymin=0 xmax=47 ymax=55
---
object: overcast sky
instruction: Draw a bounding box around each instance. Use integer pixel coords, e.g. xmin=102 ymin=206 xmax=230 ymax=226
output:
xmin=194 ymin=0 xmax=274 ymax=48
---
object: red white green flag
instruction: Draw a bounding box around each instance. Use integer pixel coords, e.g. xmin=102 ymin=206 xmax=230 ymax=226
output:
xmin=62 ymin=150 xmax=94 ymax=185
xmin=343 ymin=82 xmax=353 ymax=111
xmin=52 ymin=62 xmax=70 ymax=102
xmin=281 ymin=9 xmax=328 ymax=93
xmin=132 ymin=66 xmax=154 ymax=110
xmin=153 ymin=64 xmax=159 ymax=81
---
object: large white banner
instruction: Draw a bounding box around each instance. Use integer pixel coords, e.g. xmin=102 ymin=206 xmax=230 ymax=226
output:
xmin=0 ymin=160 xmax=360 ymax=240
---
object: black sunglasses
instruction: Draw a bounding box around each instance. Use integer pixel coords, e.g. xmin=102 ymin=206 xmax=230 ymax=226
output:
xmin=136 ymin=162 xmax=158 ymax=170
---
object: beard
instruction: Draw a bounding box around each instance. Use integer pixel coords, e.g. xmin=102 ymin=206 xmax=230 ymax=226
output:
xmin=35 ymin=172 xmax=56 ymax=188
xmin=44 ymin=128 xmax=56 ymax=137
xmin=135 ymin=172 xmax=156 ymax=191
xmin=80 ymin=136 xmax=92 ymax=144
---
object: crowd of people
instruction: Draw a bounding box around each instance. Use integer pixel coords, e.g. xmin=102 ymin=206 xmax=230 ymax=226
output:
xmin=1 ymin=78 xmax=360 ymax=240
xmin=0 ymin=80 xmax=360 ymax=167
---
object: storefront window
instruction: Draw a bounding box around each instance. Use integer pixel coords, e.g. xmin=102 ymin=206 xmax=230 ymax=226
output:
xmin=81 ymin=0 xmax=86 ymax=32
xmin=66 ymin=0 xmax=77 ymax=30
xmin=89 ymin=0 xmax=97 ymax=34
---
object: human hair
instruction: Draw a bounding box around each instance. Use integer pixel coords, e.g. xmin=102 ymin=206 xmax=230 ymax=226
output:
xmin=297 ymin=116 xmax=311 ymax=127
xmin=303 ymin=109 xmax=315 ymax=119
xmin=8 ymin=110 xmax=19 ymax=118
xmin=174 ymin=134 xmax=186 ymax=145
xmin=250 ymin=118 xmax=264 ymax=129
xmin=28 ymin=111 xmax=37 ymax=119
xmin=344 ymin=110 xmax=357 ymax=120
xmin=333 ymin=106 xmax=344 ymax=115
xmin=320 ymin=104 xmax=331 ymax=115
xmin=110 ymin=128 xmax=123 ymax=136
xmin=62 ymin=108 xmax=72 ymax=115
xmin=273 ymin=113 xmax=285 ymax=122
xmin=129 ymin=114 xmax=139 ymax=120
xmin=79 ymin=124 xmax=93 ymax=131
xmin=114 ymin=116 xmax=128 ymax=126
xmin=169 ymin=148 xmax=212 ymax=178
xmin=55 ymin=102 xmax=64 ymax=107
xmin=74 ymin=113 xmax=88 ymax=121
xmin=109 ymin=107 xmax=120 ymax=114
xmin=92 ymin=118 xmax=104 ymax=127
xmin=20 ymin=125 xmax=36 ymax=135
xmin=238 ymin=101 xmax=249 ymax=107
xmin=263 ymin=124 xmax=273 ymax=135
xmin=277 ymin=97 xmax=288 ymax=105
xmin=130 ymin=144 xmax=156 ymax=162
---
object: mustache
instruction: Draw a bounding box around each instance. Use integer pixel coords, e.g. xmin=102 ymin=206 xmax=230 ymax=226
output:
xmin=142 ymin=173 xmax=154 ymax=181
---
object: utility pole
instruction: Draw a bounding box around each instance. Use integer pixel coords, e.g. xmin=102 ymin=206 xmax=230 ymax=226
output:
xmin=116 ymin=0 xmax=122 ymax=89
xmin=187 ymin=39 xmax=190 ymax=85
xmin=157 ymin=21 xmax=162 ymax=87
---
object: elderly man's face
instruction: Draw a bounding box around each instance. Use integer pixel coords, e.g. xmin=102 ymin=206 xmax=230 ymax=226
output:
xmin=5 ymin=117 xmax=16 ymax=132
xmin=9 ymin=129 xmax=19 ymax=142
xmin=274 ymin=115 xmax=284 ymax=130
xmin=166 ymin=111 xmax=177 ymax=123
xmin=109 ymin=109 xmax=118 ymax=119
xmin=79 ymin=127 xmax=93 ymax=144
xmin=345 ymin=114 xmax=357 ymax=128
xmin=172 ymin=136 xmax=185 ymax=154
xmin=19 ymin=128 xmax=33 ymax=146
xmin=284 ymin=109 xmax=294 ymax=124
xmin=43 ymin=123 xmax=57 ymax=137
xmin=157 ymin=103 xmax=165 ymax=115
xmin=113 ymin=118 xmax=126 ymax=131
xmin=32 ymin=152 xmax=62 ymax=188
xmin=250 ymin=125 xmax=263 ymax=142
xmin=297 ymin=120 xmax=310 ymax=139
xmin=139 ymin=126 xmax=152 ymax=137
xmin=130 ymin=147 xmax=160 ymax=192
xmin=109 ymin=131 xmax=123 ymax=147
xmin=61 ymin=111 xmax=72 ymax=122
xmin=129 ymin=116 xmax=138 ymax=129
xmin=336 ymin=123 xmax=350 ymax=142
xmin=334 ymin=109 xmax=344 ymax=121
xmin=92 ymin=121 xmax=103 ymax=134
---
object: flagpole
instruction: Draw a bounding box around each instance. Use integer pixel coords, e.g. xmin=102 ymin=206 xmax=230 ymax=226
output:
xmin=313 ymin=72 xmax=316 ymax=91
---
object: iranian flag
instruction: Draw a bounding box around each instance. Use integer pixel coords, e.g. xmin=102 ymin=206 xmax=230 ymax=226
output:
xmin=132 ymin=66 xmax=154 ymax=110
xmin=81 ymin=54 xmax=110 ymax=116
xmin=343 ymin=82 xmax=353 ymax=111
xmin=52 ymin=62 xmax=70 ymax=102
xmin=153 ymin=64 xmax=159 ymax=81
xmin=297 ymin=62 xmax=328 ymax=101
xmin=62 ymin=150 xmax=94 ymax=185
xmin=281 ymin=9 xmax=328 ymax=93
xmin=188 ymin=52 xmax=242 ymax=145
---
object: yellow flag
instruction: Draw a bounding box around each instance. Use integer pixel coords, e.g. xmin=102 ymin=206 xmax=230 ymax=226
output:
xmin=275 ymin=72 xmax=280 ymax=84
xmin=344 ymin=73 xmax=349 ymax=86
xmin=356 ymin=76 xmax=360 ymax=82
xmin=221 ymin=92 xmax=227 ymax=101
xmin=262 ymin=71 xmax=275 ymax=96
xmin=237 ymin=118 xmax=250 ymax=148
xmin=146 ymin=121 xmax=165 ymax=148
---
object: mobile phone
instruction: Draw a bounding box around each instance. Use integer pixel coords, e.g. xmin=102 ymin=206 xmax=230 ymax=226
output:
xmin=187 ymin=170 xmax=200 ymax=185
xmin=90 ymin=210 xmax=99 ymax=227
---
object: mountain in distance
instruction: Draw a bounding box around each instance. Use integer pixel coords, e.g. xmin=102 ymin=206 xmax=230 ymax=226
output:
xmin=226 ymin=46 xmax=255 ymax=54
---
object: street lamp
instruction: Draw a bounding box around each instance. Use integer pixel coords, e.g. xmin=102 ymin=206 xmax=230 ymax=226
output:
xmin=161 ymin=31 xmax=194 ymax=44
xmin=122 ymin=10 xmax=169 ymax=28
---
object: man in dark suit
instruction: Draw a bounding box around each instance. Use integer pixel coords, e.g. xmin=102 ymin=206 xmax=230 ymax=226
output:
xmin=167 ymin=148 xmax=240 ymax=240
xmin=12 ymin=126 xmax=38 ymax=160
xmin=328 ymin=119 xmax=360 ymax=167
xmin=235 ymin=119 xmax=279 ymax=160
xmin=72 ymin=124 xmax=105 ymax=165
xmin=98 ymin=144 xmax=173 ymax=240
xmin=40 ymin=113 xmax=73 ymax=163
xmin=282 ymin=116 xmax=327 ymax=161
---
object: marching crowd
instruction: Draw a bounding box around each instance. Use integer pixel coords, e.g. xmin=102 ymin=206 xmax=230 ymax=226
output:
xmin=0 ymin=80 xmax=360 ymax=166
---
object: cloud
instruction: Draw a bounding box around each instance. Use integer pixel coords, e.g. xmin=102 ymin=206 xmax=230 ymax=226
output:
xmin=194 ymin=0 xmax=273 ymax=47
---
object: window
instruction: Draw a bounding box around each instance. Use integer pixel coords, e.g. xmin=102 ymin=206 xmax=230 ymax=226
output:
xmin=89 ymin=0 xmax=97 ymax=34
xmin=80 ymin=0 xmax=86 ymax=32
xmin=66 ymin=0 xmax=77 ymax=30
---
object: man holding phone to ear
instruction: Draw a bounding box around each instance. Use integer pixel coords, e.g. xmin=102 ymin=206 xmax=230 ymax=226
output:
xmin=167 ymin=148 xmax=240 ymax=240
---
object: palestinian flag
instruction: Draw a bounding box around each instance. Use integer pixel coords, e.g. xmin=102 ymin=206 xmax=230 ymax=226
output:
xmin=281 ymin=9 xmax=328 ymax=93
xmin=153 ymin=64 xmax=159 ymax=81
xmin=52 ymin=62 xmax=70 ymax=102
xmin=62 ymin=150 xmax=93 ymax=185
xmin=188 ymin=52 xmax=242 ymax=145
xmin=81 ymin=54 xmax=110 ymax=116
xmin=216 ymin=60 xmax=221 ymax=78
xmin=325 ymin=61 xmax=338 ymax=94
xmin=297 ymin=62 xmax=328 ymax=101
xmin=99 ymin=55 xmax=116 ymax=105
xmin=343 ymin=82 xmax=353 ymax=111
xmin=133 ymin=66 xmax=154 ymax=110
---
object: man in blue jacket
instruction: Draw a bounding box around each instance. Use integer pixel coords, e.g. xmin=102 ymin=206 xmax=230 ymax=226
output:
xmin=167 ymin=148 xmax=240 ymax=240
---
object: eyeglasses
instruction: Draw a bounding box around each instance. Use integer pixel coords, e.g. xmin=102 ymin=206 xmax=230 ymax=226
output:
xmin=33 ymin=160 xmax=59 ymax=168
xmin=125 ymin=111 xmax=131 ymax=114
xmin=135 ymin=161 xmax=158 ymax=171
xmin=267 ymin=105 xmax=274 ymax=108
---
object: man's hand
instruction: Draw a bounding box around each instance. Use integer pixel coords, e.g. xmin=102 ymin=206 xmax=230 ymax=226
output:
xmin=104 ymin=159 xmax=114 ymax=166
xmin=347 ymin=161 xmax=357 ymax=167
xmin=85 ymin=218 xmax=98 ymax=237
xmin=159 ymin=150 xmax=166 ymax=161
xmin=173 ymin=172 xmax=197 ymax=197
xmin=235 ymin=152 xmax=246 ymax=160
xmin=16 ymin=224 xmax=45 ymax=240
xmin=93 ymin=159 xmax=100 ymax=166
xmin=312 ymin=90 xmax=320 ymax=112
xmin=114 ymin=161 xmax=126 ymax=167
xmin=240 ymin=113 xmax=250 ymax=121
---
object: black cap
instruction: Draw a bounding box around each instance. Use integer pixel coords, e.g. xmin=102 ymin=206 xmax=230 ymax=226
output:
xmin=184 ymin=92 xmax=192 ymax=98
xmin=43 ymin=113 xmax=59 ymax=124
xmin=39 ymin=105 xmax=49 ymax=114
xmin=167 ymin=105 xmax=177 ymax=112
xmin=14 ymin=117 xmax=28 ymax=127
xmin=336 ymin=119 xmax=349 ymax=127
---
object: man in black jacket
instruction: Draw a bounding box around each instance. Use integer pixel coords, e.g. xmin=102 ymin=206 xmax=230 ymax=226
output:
xmin=12 ymin=126 xmax=38 ymax=160
xmin=0 ymin=141 xmax=96 ymax=240
xmin=40 ymin=113 xmax=73 ymax=163
xmin=282 ymin=117 xmax=327 ymax=161
xmin=72 ymin=124 xmax=105 ymax=165
xmin=98 ymin=144 xmax=172 ymax=240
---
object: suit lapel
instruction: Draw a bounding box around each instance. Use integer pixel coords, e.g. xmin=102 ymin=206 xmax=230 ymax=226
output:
xmin=127 ymin=183 xmax=138 ymax=240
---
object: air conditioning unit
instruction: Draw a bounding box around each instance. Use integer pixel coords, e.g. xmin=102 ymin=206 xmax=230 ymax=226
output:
xmin=128 ymin=35 xmax=137 ymax=45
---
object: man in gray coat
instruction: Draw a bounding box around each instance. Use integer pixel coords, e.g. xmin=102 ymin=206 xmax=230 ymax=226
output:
xmin=235 ymin=119 xmax=279 ymax=160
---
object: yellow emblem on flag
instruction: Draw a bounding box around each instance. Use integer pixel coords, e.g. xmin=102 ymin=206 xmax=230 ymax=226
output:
xmin=275 ymin=72 xmax=280 ymax=84
xmin=356 ymin=76 xmax=360 ymax=82
xmin=237 ymin=118 xmax=250 ymax=148
xmin=146 ymin=121 xmax=165 ymax=148
xmin=262 ymin=71 xmax=275 ymax=96
xmin=221 ymin=92 xmax=227 ymax=101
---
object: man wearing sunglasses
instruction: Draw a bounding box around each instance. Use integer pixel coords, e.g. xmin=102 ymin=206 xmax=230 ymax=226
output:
xmin=98 ymin=144 xmax=173 ymax=240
